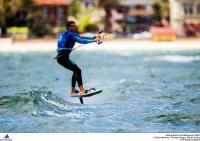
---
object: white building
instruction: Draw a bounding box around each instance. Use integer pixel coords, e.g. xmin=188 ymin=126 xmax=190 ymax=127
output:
xmin=170 ymin=0 xmax=200 ymax=36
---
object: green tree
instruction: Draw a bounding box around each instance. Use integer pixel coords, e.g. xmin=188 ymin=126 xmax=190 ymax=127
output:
xmin=98 ymin=0 xmax=120 ymax=32
xmin=153 ymin=0 xmax=169 ymax=23
xmin=0 ymin=0 xmax=37 ymax=37
xmin=0 ymin=0 xmax=5 ymax=36
xmin=0 ymin=0 xmax=13 ymax=37
xmin=27 ymin=10 xmax=51 ymax=37
xmin=153 ymin=0 xmax=162 ymax=22
xmin=22 ymin=0 xmax=50 ymax=37
xmin=68 ymin=0 xmax=81 ymax=18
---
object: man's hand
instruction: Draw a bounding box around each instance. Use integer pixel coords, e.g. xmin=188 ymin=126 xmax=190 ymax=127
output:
xmin=94 ymin=34 xmax=101 ymax=42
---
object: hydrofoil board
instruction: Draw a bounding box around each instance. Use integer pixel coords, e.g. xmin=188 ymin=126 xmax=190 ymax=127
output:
xmin=71 ymin=88 xmax=103 ymax=98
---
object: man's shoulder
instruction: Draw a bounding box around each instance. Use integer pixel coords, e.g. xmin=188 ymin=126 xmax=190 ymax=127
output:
xmin=64 ymin=30 xmax=77 ymax=36
xmin=61 ymin=30 xmax=69 ymax=34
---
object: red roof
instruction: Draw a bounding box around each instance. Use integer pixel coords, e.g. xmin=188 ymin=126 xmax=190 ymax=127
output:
xmin=35 ymin=0 xmax=70 ymax=5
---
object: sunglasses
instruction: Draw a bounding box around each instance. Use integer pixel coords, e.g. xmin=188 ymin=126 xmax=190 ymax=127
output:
xmin=70 ymin=25 xmax=77 ymax=27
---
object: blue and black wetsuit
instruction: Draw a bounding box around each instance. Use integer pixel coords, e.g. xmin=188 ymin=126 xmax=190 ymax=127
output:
xmin=56 ymin=30 xmax=95 ymax=87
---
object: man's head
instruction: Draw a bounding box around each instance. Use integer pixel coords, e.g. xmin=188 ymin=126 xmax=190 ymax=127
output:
xmin=66 ymin=21 xmax=78 ymax=32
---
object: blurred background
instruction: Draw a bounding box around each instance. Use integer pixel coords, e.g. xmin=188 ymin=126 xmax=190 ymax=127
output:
xmin=0 ymin=0 xmax=200 ymax=133
xmin=0 ymin=0 xmax=200 ymax=40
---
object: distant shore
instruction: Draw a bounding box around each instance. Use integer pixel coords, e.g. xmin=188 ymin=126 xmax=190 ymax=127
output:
xmin=0 ymin=38 xmax=200 ymax=53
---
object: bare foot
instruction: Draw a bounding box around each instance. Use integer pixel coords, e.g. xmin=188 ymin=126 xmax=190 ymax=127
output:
xmin=71 ymin=87 xmax=76 ymax=96
xmin=79 ymin=90 xmax=85 ymax=95
xmin=79 ymin=85 xmax=85 ymax=95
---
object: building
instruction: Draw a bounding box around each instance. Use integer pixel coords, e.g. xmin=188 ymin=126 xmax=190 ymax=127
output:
xmin=170 ymin=0 xmax=200 ymax=36
xmin=35 ymin=0 xmax=70 ymax=26
xmin=119 ymin=0 xmax=154 ymax=34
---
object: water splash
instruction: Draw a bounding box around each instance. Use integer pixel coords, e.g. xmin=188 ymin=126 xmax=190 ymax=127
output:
xmin=0 ymin=90 xmax=83 ymax=117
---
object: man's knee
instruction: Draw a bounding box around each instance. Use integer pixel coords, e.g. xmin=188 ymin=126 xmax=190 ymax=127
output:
xmin=57 ymin=58 xmax=66 ymax=66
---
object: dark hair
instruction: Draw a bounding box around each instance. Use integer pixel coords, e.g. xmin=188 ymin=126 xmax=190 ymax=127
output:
xmin=66 ymin=21 xmax=76 ymax=29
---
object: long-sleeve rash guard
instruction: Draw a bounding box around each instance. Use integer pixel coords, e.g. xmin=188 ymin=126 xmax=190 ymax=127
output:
xmin=57 ymin=30 xmax=95 ymax=54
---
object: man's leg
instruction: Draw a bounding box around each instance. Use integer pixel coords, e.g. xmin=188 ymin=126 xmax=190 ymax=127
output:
xmin=57 ymin=57 xmax=85 ymax=95
xmin=72 ymin=64 xmax=85 ymax=94
xmin=71 ymin=73 xmax=76 ymax=95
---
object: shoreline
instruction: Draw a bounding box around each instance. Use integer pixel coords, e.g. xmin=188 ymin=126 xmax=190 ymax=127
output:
xmin=0 ymin=38 xmax=200 ymax=53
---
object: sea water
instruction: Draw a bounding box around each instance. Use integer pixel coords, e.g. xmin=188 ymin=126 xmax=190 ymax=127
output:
xmin=0 ymin=50 xmax=199 ymax=132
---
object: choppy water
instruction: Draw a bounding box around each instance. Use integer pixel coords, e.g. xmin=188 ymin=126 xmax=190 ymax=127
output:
xmin=0 ymin=50 xmax=200 ymax=132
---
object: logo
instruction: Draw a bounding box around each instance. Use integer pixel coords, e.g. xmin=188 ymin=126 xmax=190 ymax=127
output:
xmin=0 ymin=134 xmax=12 ymax=141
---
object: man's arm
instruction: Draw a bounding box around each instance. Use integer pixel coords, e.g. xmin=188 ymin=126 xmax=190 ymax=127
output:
xmin=71 ymin=32 xmax=101 ymax=44
xmin=80 ymin=36 xmax=96 ymax=39
xmin=73 ymin=34 xmax=95 ymax=44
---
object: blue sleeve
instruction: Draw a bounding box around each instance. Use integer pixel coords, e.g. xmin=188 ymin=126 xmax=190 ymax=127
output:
xmin=71 ymin=33 xmax=94 ymax=44
xmin=81 ymin=36 xmax=96 ymax=39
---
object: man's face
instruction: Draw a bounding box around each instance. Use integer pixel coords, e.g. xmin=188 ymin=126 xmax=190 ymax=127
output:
xmin=69 ymin=23 xmax=78 ymax=32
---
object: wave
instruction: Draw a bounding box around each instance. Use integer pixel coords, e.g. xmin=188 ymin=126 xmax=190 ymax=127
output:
xmin=0 ymin=90 xmax=83 ymax=118
xmin=144 ymin=55 xmax=200 ymax=63
xmin=145 ymin=113 xmax=200 ymax=125
xmin=188 ymin=97 xmax=200 ymax=103
xmin=184 ymin=83 xmax=200 ymax=89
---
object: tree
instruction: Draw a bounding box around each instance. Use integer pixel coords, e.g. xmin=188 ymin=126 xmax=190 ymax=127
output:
xmin=0 ymin=0 xmax=37 ymax=37
xmin=153 ymin=0 xmax=169 ymax=25
xmin=27 ymin=10 xmax=51 ymax=37
xmin=0 ymin=0 xmax=13 ymax=37
xmin=98 ymin=0 xmax=120 ymax=32
xmin=0 ymin=0 xmax=5 ymax=37
xmin=13 ymin=0 xmax=37 ymax=26
xmin=68 ymin=0 xmax=81 ymax=18
xmin=0 ymin=0 xmax=49 ymax=37
xmin=19 ymin=0 xmax=50 ymax=37
xmin=153 ymin=0 xmax=162 ymax=22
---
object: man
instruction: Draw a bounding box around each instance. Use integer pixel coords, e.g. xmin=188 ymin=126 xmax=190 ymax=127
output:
xmin=56 ymin=21 xmax=101 ymax=96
